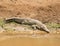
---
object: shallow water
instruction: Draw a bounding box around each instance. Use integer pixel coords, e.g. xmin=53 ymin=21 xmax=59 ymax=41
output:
xmin=0 ymin=32 xmax=60 ymax=46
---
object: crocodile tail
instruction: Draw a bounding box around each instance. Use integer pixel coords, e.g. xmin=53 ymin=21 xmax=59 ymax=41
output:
xmin=5 ymin=18 xmax=15 ymax=23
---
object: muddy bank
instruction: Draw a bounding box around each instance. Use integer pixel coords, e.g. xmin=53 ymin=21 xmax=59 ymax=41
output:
xmin=0 ymin=0 xmax=60 ymax=23
xmin=0 ymin=0 xmax=60 ymax=46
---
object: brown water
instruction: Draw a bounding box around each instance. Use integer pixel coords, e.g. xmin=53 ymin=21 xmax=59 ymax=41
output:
xmin=0 ymin=32 xmax=60 ymax=46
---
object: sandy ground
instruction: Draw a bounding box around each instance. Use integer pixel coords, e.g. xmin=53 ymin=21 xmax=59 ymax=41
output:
xmin=0 ymin=0 xmax=60 ymax=23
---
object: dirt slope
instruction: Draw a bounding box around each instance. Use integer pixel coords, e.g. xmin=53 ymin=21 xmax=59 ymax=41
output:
xmin=0 ymin=0 xmax=60 ymax=23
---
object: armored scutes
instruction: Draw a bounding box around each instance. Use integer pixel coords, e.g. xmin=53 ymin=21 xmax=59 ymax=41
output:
xmin=5 ymin=18 xmax=50 ymax=33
